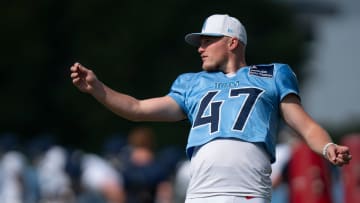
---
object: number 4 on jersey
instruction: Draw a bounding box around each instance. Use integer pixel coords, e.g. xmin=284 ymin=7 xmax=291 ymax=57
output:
xmin=193 ymin=87 xmax=264 ymax=133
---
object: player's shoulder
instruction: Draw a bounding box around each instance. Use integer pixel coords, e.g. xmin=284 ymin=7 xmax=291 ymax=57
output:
xmin=272 ymin=63 xmax=297 ymax=78
xmin=250 ymin=63 xmax=294 ymax=77
xmin=272 ymin=63 xmax=293 ymax=70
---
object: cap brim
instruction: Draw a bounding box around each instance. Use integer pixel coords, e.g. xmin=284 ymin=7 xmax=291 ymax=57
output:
xmin=185 ymin=33 xmax=224 ymax=47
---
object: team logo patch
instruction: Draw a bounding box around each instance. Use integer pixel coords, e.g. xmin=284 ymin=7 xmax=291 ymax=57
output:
xmin=249 ymin=65 xmax=274 ymax=78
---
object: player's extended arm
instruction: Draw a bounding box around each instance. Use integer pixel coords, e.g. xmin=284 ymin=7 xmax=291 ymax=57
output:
xmin=280 ymin=94 xmax=351 ymax=166
xmin=70 ymin=62 xmax=186 ymax=122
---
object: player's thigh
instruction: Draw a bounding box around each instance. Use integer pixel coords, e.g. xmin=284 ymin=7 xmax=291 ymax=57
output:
xmin=185 ymin=196 xmax=270 ymax=203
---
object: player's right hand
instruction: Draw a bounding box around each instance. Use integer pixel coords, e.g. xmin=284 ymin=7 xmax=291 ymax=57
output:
xmin=70 ymin=62 xmax=99 ymax=93
xmin=326 ymin=144 xmax=352 ymax=167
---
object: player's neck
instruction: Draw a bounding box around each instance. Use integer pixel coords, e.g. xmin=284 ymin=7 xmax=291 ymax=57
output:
xmin=221 ymin=61 xmax=247 ymax=74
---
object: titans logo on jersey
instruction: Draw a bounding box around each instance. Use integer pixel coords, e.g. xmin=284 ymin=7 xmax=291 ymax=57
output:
xmin=168 ymin=63 xmax=299 ymax=163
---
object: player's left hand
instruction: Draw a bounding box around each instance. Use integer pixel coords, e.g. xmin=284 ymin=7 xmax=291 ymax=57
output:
xmin=325 ymin=144 xmax=352 ymax=166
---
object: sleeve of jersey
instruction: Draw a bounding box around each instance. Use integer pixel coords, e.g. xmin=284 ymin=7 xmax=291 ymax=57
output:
xmin=167 ymin=73 xmax=191 ymax=115
xmin=275 ymin=64 xmax=300 ymax=101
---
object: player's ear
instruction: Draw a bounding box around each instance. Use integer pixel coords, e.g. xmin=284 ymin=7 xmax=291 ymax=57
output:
xmin=228 ymin=37 xmax=239 ymax=50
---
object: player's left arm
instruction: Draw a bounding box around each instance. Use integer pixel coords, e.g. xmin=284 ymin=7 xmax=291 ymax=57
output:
xmin=280 ymin=94 xmax=351 ymax=166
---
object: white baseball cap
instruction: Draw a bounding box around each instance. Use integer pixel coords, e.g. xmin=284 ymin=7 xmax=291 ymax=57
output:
xmin=185 ymin=14 xmax=247 ymax=47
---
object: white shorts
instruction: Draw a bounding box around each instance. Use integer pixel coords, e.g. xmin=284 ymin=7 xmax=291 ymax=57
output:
xmin=186 ymin=139 xmax=272 ymax=200
xmin=185 ymin=195 xmax=270 ymax=203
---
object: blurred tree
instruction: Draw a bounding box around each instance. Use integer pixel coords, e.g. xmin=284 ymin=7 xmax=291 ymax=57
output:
xmin=0 ymin=0 xmax=311 ymax=152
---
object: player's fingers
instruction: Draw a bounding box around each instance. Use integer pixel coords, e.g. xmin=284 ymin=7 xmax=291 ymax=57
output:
xmin=70 ymin=65 xmax=75 ymax=72
xmin=339 ymin=153 xmax=352 ymax=162
xmin=338 ymin=146 xmax=350 ymax=155
xmin=72 ymin=77 xmax=81 ymax=84
xmin=70 ymin=62 xmax=86 ymax=73
xmin=333 ymin=153 xmax=351 ymax=166
xmin=70 ymin=72 xmax=79 ymax=78
xmin=335 ymin=146 xmax=351 ymax=161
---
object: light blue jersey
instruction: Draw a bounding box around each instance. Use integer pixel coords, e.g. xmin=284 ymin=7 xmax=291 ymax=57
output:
xmin=168 ymin=63 xmax=299 ymax=163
